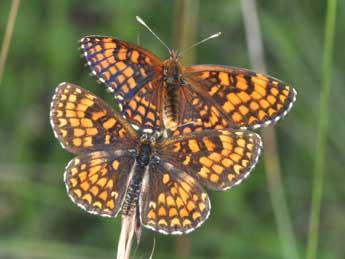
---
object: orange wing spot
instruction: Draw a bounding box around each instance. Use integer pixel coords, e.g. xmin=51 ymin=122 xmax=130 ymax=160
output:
xmin=112 ymin=160 xmax=120 ymax=170
xmin=171 ymin=218 xmax=181 ymax=227
xmin=93 ymin=201 xmax=102 ymax=209
xmin=251 ymin=91 xmax=262 ymax=100
xmin=236 ymin=77 xmax=249 ymax=90
xmin=227 ymin=93 xmax=241 ymax=105
xmin=139 ymin=68 xmax=147 ymax=77
xmin=209 ymin=85 xmax=219 ymax=96
xmin=137 ymin=105 xmax=146 ymax=116
xmin=68 ymin=94 xmax=77 ymax=102
xmin=270 ymin=87 xmax=279 ymax=96
xmin=105 ymin=179 xmax=113 ymax=189
xmin=192 ymin=211 xmax=201 ymax=220
xmin=65 ymin=102 xmax=75 ymax=110
xmin=200 ymin=157 xmax=213 ymax=167
xmin=82 ymin=193 xmax=92 ymax=204
xmin=69 ymin=118 xmax=80 ymax=127
xmin=77 ymin=111 xmax=85 ymax=118
xmin=158 ymin=193 xmax=166 ymax=204
xmin=99 ymin=191 xmax=108 ymax=201
xmin=219 ymin=72 xmax=229 ymax=85
xmin=212 ymin=164 xmax=224 ymax=175
xmin=239 ymin=105 xmax=249 ymax=115
xmin=198 ymin=167 xmax=210 ymax=178
xmin=158 ymin=206 xmax=167 ymax=216
xmin=78 ymin=171 xmax=87 ymax=182
xmin=173 ymin=142 xmax=181 ymax=152
xmin=267 ymin=95 xmax=276 ymax=105
xmin=133 ymin=114 xmax=143 ymax=124
xmin=187 ymin=201 xmax=196 ymax=212
xmin=268 ymin=108 xmax=276 ymax=116
xmin=123 ymin=67 xmax=134 ymax=77
xmin=258 ymin=110 xmax=267 ymax=120
xmin=182 ymin=155 xmax=191 ymax=166
xmin=146 ymin=111 xmax=155 ymax=122
xmin=73 ymin=128 xmax=85 ymax=137
xmin=105 ymin=134 xmax=111 ymax=144
xmin=127 ymin=77 xmax=136 ymax=88
xmin=259 ymin=99 xmax=270 ymax=109
xmin=179 ymin=208 xmax=189 ymax=218
xmin=102 ymin=118 xmax=116 ymax=129
xmin=72 ymin=189 xmax=82 ymax=198
xmin=106 ymin=199 xmax=115 ymax=210
xmin=69 ymin=178 xmax=78 ymax=187
xmin=117 ymin=49 xmax=127 ymax=60
xmin=221 ymin=158 xmax=233 ymax=167
xmin=73 ymin=138 xmax=82 ymax=147
xmin=170 ymin=187 xmax=178 ymax=196
xmin=255 ymin=84 xmax=266 ymax=97
xmin=66 ymin=110 xmax=76 ymax=118
xmin=92 ymin=110 xmax=106 ymax=120
xmin=180 ymin=181 xmax=192 ymax=192
xmin=97 ymin=177 xmax=107 ymax=188
xmin=233 ymin=164 xmax=242 ymax=175
xmin=183 ymin=219 xmax=192 ymax=227
xmin=89 ymin=165 xmax=101 ymax=176
xmin=237 ymin=92 xmax=251 ymax=102
xmin=242 ymin=159 xmax=249 ymax=167
xmin=188 ymin=139 xmax=200 ymax=152
xmin=182 ymin=127 xmax=192 ymax=134
xmin=176 ymin=197 xmax=184 ymax=208
xmin=210 ymin=174 xmax=219 ymax=183
xmin=162 ymin=174 xmax=170 ymax=184
xmin=203 ymin=136 xmax=216 ymax=151
xmin=147 ymin=209 xmax=156 ymax=219
xmin=209 ymin=152 xmax=222 ymax=162
xmin=71 ymin=167 xmax=78 ymax=176
xmin=130 ymin=50 xmax=139 ymax=63
xmin=83 ymin=137 xmax=93 ymax=147
xmin=115 ymin=61 xmax=126 ymax=70
xmin=80 ymin=181 xmax=90 ymax=191
xmin=249 ymin=116 xmax=258 ymax=124
xmin=279 ymin=94 xmax=287 ymax=103
xmin=179 ymin=188 xmax=189 ymax=204
xmin=237 ymin=138 xmax=246 ymax=147
xmin=222 ymin=102 xmax=234 ymax=113
xmin=234 ymin=147 xmax=244 ymax=155
xmin=230 ymin=153 xmax=241 ymax=163
xmin=166 ymin=196 xmax=175 ymax=206
xmin=282 ymin=89 xmax=289 ymax=96
xmin=90 ymin=186 xmax=99 ymax=196
xmin=158 ymin=219 xmax=168 ymax=226
xmin=169 ymin=208 xmax=178 ymax=217
xmin=60 ymin=129 xmax=67 ymax=138
xmin=246 ymin=152 xmax=253 ymax=159
xmin=81 ymin=118 xmax=93 ymax=127
xmin=232 ymin=112 xmax=243 ymax=123
xmin=86 ymin=128 xmax=98 ymax=136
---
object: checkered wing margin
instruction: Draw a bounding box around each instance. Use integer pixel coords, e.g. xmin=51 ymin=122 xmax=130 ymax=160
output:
xmin=157 ymin=129 xmax=262 ymax=190
xmin=140 ymin=161 xmax=210 ymax=234
xmin=183 ymin=65 xmax=297 ymax=130
xmin=50 ymin=82 xmax=138 ymax=154
xmin=65 ymin=150 xmax=135 ymax=217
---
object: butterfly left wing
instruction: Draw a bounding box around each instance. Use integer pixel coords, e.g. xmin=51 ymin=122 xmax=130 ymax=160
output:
xmin=157 ymin=129 xmax=262 ymax=191
xmin=65 ymin=150 xmax=135 ymax=217
xmin=139 ymin=161 xmax=210 ymax=234
xmin=80 ymin=36 xmax=164 ymax=131
xmin=182 ymin=65 xmax=297 ymax=130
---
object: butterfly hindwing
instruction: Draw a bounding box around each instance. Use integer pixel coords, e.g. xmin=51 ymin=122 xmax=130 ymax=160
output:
xmin=65 ymin=150 xmax=135 ymax=217
xmin=140 ymin=161 xmax=210 ymax=234
xmin=158 ymin=129 xmax=262 ymax=190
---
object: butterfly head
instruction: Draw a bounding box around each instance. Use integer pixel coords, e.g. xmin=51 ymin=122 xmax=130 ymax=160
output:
xmin=163 ymin=51 xmax=182 ymax=86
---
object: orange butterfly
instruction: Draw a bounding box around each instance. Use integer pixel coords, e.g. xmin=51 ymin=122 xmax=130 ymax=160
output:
xmin=80 ymin=17 xmax=296 ymax=135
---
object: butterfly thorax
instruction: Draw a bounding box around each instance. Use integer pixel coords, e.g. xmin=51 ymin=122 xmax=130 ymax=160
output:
xmin=162 ymin=51 xmax=183 ymax=131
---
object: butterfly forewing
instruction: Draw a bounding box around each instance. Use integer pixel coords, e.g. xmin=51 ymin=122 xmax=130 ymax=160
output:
xmin=65 ymin=150 xmax=135 ymax=217
xmin=184 ymin=65 xmax=297 ymax=130
xmin=80 ymin=36 xmax=164 ymax=131
xmin=157 ymin=129 xmax=262 ymax=190
xmin=50 ymin=82 xmax=138 ymax=153
xmin=140 ymin=161 xmax=210 ymax=234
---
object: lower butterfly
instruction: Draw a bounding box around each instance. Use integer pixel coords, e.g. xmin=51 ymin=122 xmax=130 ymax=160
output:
xmin=50 ymin=82 xmax=262 ymax=234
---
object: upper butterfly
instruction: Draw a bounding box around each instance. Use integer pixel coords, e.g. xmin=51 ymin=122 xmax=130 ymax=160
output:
xmin=80 ymin=19 xmax=296 ymax=135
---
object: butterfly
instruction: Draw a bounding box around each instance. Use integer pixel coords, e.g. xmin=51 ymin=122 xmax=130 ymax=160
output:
xmin=50 ymin=82 xmax=262 ymax=234
xmin=80 ymin=22 xmax=296 ymax=135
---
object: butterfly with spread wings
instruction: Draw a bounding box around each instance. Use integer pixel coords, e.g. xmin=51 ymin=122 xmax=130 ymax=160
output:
xmin=50 ymin=82 xmax=262 ymax=234
xmin=80 ymin=28 xmax=296 ymax=135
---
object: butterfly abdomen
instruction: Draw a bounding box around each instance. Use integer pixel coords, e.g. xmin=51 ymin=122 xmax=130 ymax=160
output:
xmin=163 ymin=86 xmax=180 ymax=131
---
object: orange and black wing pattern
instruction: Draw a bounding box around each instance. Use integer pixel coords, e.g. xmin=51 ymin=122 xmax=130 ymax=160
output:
xmin=183 ymin=65 xmax=297 ymax=131
xmin=50 ymin=82 xmax=138 ymax=153
xmin=157 ymin=129 xmax=262 ymax=190
xmin=65 ymin=150 xmax=135 ymax=217
xmin=140 ymin=161 xmax=210 ymax=234
xmin=80 ymin=36 xmax=164 ymax=131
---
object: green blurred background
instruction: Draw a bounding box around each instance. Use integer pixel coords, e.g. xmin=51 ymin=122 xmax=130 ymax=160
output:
xmin=0 ymin=0 xmax=344 ymax=258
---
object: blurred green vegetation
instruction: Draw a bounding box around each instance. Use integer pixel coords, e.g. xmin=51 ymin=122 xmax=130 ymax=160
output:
xmin=0 ymin=0 xmax=344 ymax=258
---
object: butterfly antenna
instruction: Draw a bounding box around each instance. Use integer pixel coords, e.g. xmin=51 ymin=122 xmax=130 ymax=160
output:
xmin=136 ymin=16 xmax=171 ymax=54
xmin=178 ymin=32 xmax=222 ymax=57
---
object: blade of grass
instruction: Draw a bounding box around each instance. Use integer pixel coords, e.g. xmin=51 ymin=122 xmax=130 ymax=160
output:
xmin=173 ymin=0 xmax=199 ymax=258
xmin=306 ymin=0 xmax=337 ymax=258
xmin=240 ymin=1 xmax=299 ymax=259
xmin=0 ymin=0 xmax=20 ymax=84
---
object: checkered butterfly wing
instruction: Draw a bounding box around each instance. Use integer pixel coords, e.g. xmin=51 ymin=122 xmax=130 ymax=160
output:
xmin=80 ymin=36 xmax=164 ymax=131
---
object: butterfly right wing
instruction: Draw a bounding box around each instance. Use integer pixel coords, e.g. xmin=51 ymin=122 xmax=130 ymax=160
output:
xmin=50 ymin=82 xmax=138 ymax=154
xmin=80 ymin=36 xmax=164 ymax=131
xmin=65 ymin=150 xmax=135 ymax=217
